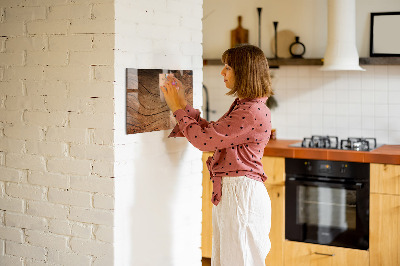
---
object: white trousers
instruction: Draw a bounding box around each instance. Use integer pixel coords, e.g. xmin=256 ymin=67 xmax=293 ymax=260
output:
xmin=212 ymin=176 xmax=271 ymax=266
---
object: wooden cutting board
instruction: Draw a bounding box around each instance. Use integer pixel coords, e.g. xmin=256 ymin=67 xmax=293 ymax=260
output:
xmin=231 ymin=16 xmax=249 ymax=48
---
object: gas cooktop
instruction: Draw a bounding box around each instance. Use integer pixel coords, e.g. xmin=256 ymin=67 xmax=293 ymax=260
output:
xmin=289 ymin=135 xmax=382 ymax=151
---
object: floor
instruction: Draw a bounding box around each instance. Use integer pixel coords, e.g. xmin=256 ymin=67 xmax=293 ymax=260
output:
xmin=202 ymin=257 xmax=211 ymax=266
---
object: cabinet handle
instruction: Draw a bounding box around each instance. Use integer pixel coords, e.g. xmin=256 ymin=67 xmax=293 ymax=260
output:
xmin=314 ymin=252 xmax=335 ymax=257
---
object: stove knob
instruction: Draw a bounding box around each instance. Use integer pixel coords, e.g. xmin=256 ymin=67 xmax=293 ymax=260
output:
xmin=305 ymin=162 xmax=312 ymax=171
xmin=340 ymin=164 xmax=347 ymax=174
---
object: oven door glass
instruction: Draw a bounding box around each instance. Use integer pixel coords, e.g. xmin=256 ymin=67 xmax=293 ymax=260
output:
xmin=286 ymin=180 xmax=369 ymax=250
xmin=298 ymin=185 xmax=356 ymax=239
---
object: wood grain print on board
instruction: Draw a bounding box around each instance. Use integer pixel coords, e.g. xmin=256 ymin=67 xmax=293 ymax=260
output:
xmin=126 ymin=68 xmax=193 ymax=134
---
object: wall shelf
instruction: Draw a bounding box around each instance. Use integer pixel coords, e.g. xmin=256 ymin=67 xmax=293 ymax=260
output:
xmin=359 ymin=57 xmax=400 ymax=65
xmin=203 ymin=57 xmax=400 ymax=67
xmin=203 ymin=58 xmax=323 ymax=67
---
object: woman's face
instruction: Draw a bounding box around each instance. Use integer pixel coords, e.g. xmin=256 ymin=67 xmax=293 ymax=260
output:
xmin=221 ymin=64 xmax=235 ymax=89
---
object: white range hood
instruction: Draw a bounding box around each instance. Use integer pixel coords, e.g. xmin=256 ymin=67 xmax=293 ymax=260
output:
xmin=320 ymin=0 xmax=365 ymax=71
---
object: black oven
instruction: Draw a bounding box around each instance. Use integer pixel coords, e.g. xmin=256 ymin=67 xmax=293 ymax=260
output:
xmin=285 ymin=158 xmax=369 ymax=250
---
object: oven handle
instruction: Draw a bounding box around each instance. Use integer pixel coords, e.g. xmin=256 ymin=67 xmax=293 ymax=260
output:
xmin=286 ymin=177 xmax=364 ymax=189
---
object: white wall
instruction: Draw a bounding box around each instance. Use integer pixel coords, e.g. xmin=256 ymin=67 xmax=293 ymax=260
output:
xmin=0 ymin=0 xmax=115 ymax=265
xmin=113 ymin=0 xmax=203 ymax=265
xmin=203 ymin=0 xmax=400 ymax=58
xmin=203 ymin=0 xmax=400 ymax=144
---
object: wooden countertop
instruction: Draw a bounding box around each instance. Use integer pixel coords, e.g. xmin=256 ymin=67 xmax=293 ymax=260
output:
xmin=263 ymin=139 xmax=400 ymax=165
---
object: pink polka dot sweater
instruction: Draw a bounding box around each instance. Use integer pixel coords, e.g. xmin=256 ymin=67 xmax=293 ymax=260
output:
xmin=169 ymin=97 xmax=272 ymax=206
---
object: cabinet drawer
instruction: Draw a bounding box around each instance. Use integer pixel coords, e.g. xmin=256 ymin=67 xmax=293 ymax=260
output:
xmin=284 ymin=241 xmax=369 ymax=266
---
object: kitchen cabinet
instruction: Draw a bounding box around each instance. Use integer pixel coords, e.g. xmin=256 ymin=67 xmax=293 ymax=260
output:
xmin=201 ymin=153 xmax=286 ymax=266
xmin=201 ymin=152 xmax=213 ymax=258
xmin=261 ymin=156 xmax=285 ymax=266
xmin=370 ymin=163 xmax=400 ymax=195
xmin=284 ymin=241 xmax=369 ymax=266
xmin=370 ymin=163 xmax=400 ymax=266
xmin=202 ymin=156 xmax=400 ymax=265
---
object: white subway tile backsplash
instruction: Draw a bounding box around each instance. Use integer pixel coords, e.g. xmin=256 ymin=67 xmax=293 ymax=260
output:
xmin=374 ymin=78 xmax=388 ymax=91
xmin=298 ymin=67 xmax=311 ymax=78
xmin=323 ymin=115 xmax=336 ymax=129
xmin=336 ymin=103 xmax=349 ymax=116
xmin=375 ymin=117 xmax=389 ymax=129
xmin=374 ymin=90 xmax=388 ymax=104
xmin=298 ymin=102 xmax=312 ymax=115
xmin=336 ymin=115 xmax=348 ymax=129
xmin=361 ymin=90 xmax=375 ymax=104
xmin=298 ymin=89 xmax=313 ymax=103
xmin=348 ymin=71 xmax=362 ymax=89
xmin=311 ymin=127 xmax=325 ymax=136
xmin=309 ymin=66 xmax=323 ymax=77
xmin=298 ymin=77 xmax=311 ymax=89
xmin=348 ymin=90 xmax=362 ymax=104
xmin=361 ymin=104 xmax=375 ymax=117
xmin=311 ymin=113 xmax=323 ymax=125
xmin=374 ymin=65 xmax=388 ymax=77
xmin=388 ymin=65 xmax=400 ymax=76
xmin=310 ymin=77 xmax=324 ymax=90
xmin=348 ymin=116 xmax=363 ymax=129
xmin=335 ymin=74 xmax=349 ymax=90
xmin=322 ymin=70 xmax=335 ymax=78
xmin=362 ymin=128 xmax=376 ymax=138
xmin=336 ymin=90 xmax=349 ymax=103
xmin=323 ymin=87 xmax=336 ymax=103
xmin=375 ymin=104 xmax=389 ymax=117
xmin=272 ymin=77 xmax=286 ymax=91
xmin=389 ymin=117 xmax=400 ymax=131
xmin=349 ymin=128 xmax=363 ymax=137
xmin=389 ymin=104 xmax=400 ymax=117
xmin=204 ymin=65 xmax=400 ymax=144
xmin=374 ymin=130 xmax=389 ymax=144
xmin=388 ymin=131 xmax=400 ymax=143
xmin=286 ymin=77 xmax=299 ymax=89
xmin=362 ymin=116 xmax=375 ymax=130
xmin=287 ymin=113 xmax=300 ymax=127
xmin=388 ymin=91 xmax=400 ymax=104
xmin=285 ymin=66 xmax=298 ymax=77
xmin=323 ymin=103 xmax=336 ymax=116
xmin=388 ymin=76 xmax=400 ymax=91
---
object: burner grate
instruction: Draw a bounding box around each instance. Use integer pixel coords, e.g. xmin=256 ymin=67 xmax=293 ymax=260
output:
xmin=340 ymin=137 xmax=377 ymax=151
xmin=296 ymin=136 xmax=378 ymax=151
xmin=301 ymin=135 xmax=339 ymax=149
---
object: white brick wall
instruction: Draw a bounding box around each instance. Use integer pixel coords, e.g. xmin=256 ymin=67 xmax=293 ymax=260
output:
xmin=1 ymin=0 xmax=204 ymax=264
xmin=0 ymin=0 xmax=115 ymax=265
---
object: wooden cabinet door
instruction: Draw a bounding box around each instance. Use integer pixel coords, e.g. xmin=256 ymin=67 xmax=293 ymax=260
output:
xmin=201 ymin=152 xmax=213 ymax=258
xmin=370 ymin=163 xmax=400 ymax=195
xmin=284 ymin=241 xmax=369 ymax=266
xmin=262 ymin=156 xmax=285 ymax=186
xmin=264 ymin=184 xmax=284 ymax=266
xmin=370 ymin=193 xmax=400 ymax=266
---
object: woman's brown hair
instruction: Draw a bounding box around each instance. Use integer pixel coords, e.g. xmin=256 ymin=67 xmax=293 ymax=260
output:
xmin=221 ymin=44 xmax=273 ymax=99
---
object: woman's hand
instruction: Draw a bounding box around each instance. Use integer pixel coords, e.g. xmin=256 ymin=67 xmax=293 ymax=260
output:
xmin=160 ymin=75 xmax=186 ymax=113
xmin=172 ymin=77 xmax=188 ymax=108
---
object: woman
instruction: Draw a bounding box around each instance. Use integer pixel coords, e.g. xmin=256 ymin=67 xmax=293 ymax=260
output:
xmin=161 ymin=44 xmax=273 ymax=266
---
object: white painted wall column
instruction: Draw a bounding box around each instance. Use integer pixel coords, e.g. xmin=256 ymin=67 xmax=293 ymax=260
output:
xmin=113 ymin=0 xmax=204 ymax=265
